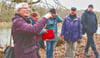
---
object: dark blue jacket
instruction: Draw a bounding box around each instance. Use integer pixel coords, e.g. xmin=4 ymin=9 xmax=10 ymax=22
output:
xmin=61 ymin=15 xmax=82 ymax=42
xmin=81 ymin=9 xmax=98 ymax=34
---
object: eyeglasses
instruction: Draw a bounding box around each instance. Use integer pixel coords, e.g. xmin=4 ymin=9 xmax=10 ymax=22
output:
xmin=19 ymin=7 xmax=30 ymax=10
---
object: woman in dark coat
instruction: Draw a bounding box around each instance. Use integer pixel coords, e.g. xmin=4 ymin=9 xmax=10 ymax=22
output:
xmin=29 ymin=12 xmax=46 ymax=58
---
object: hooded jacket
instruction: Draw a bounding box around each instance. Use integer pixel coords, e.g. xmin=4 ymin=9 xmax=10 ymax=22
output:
xmin=81 ymin=9 xmax=98 ymax=34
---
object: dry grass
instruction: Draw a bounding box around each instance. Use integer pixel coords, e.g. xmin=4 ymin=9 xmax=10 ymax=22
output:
xmin=0 ymin=34 xmax=100 ymax=58
xmin=0 ymin=22 xmax=12 ymax=28
xmin=40 ymin=34 xmax=100 ymax=58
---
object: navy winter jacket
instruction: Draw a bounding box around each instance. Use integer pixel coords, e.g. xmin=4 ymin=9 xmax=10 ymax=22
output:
xmin=61 ymin=15 xmax=82 ymax=42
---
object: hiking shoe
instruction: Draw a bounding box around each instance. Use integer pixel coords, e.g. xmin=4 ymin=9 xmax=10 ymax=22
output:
xmin=96 ymin=56 xmax=100 ymax=58
xmin=84 ymin=52 xmax=90 ymax=57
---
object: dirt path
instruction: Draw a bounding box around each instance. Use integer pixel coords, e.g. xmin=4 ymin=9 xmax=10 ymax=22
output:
xmin=40 ymin=34 xmax=100 ymax=58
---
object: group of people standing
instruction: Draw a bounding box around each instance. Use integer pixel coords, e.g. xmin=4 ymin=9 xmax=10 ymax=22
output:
xmin=12 ymin=2 xmax=99 ymax=58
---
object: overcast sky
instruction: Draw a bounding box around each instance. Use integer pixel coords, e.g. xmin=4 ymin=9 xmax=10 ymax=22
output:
xmin=42 ymin=0 xmax=100 ymax=12
xmin=0 ymin=0 xmax=100 ymax=12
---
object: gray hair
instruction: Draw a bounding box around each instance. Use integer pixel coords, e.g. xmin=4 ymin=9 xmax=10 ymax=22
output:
xmin=15 ymin=3 xmax=29 ymax=12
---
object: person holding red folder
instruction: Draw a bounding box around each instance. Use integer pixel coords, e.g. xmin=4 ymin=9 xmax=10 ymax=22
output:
xmin=42 ymin=29 xmax=55 ymax=41
xmin=45 ymin=8 xmax=63 ymax=58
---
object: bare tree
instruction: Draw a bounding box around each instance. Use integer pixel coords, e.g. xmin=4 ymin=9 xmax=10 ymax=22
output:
xmin=28 ymin=0 xmax=41 ymax=4
xmin=40 ymin=1 xmax=54 ymax=8
xmin=11 ymin=0 xmax=41 ymax=4
xmin=54 ymin=0 xmax=67 ymax=9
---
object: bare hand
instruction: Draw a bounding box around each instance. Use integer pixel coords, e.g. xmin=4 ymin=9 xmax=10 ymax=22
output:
xmin=78 ymin=38 xmax=81 ymax=41
xmin=44 ymin=13 xmax=52 ymax=19
xmin=61 ymin=36 xmax=64 ymax=39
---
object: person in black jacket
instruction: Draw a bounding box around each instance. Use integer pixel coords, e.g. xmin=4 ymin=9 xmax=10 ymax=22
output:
xmin=81 ymin=4 xmax=100 ymax=58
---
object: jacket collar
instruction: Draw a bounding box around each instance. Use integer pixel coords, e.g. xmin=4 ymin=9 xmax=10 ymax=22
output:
xmin=85 ymin=9 xmax=94 ymax=14
xmin=67 ymin=15 xmax=79 ymax=21
xmin=14 ymin=13 xmax=31 ymax=24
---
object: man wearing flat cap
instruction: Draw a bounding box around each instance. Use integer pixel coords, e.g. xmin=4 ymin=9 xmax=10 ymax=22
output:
xmin=61 ymin=7 xmax=82 ymax=58
xmin=81 ymin=4 xmax=100 ymax=58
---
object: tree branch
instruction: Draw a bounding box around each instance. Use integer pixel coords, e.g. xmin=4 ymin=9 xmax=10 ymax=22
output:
xmin=28 ymin=0 xmax=41 ymax=4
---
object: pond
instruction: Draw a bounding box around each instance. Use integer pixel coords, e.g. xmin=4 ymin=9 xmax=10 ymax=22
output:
xmin=0 ymin=27 xmax=11 ymax=48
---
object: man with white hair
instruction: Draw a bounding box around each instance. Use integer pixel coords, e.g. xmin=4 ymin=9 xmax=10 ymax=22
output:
xmin=12 ymin=3 xmax=52 ymax=58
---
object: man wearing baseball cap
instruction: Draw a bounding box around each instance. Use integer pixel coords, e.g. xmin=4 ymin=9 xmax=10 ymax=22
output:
xmin=81 ymin=4 xmax=100 ymax=58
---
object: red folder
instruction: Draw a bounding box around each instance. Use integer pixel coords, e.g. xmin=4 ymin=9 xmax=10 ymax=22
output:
xmin=42 ymin=29 xmax=55 ymax=41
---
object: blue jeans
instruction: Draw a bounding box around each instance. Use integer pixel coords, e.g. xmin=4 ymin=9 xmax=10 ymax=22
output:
xmin=85 ymin=33 xmax=99 ymax=57
xmin=46 ymin=41 xmax=56 ymax=58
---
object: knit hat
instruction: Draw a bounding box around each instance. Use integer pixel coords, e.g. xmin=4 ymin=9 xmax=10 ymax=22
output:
xmin=31 ymin=12 xmax=38 ymax=17
xmin=49 ymin=8 xmax=56 ymax=14
xmin=88 ymin=4 xmax=93 ymax=8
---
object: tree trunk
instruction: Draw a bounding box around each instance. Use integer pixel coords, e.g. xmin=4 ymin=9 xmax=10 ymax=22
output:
xmin=0 ymin=1 xmax=3 ymax=13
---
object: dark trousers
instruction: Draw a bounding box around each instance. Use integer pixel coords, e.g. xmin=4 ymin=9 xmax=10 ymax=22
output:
xmin=37 ymin=38 xmax=45 ymax=58
xmin=85 ymin=33 xmax=99 ymax=57
xmin=37 ymin=48 xmax=41 ymax=58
